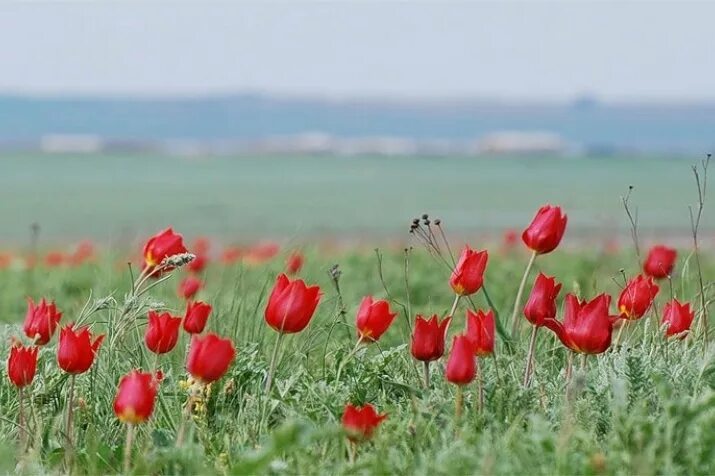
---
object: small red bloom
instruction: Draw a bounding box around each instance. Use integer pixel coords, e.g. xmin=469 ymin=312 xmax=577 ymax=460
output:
xmin=113 ymin=370 xmax=158 ymax=424
xmin=186 ymin=333 xmax=236 ymax=383
xmin=341 ymin=403 xmax=387 ymax=441
xmin=503 ymin=229 xmax=518 ymax=250
xmin=44 ymin=251 xmax=66 ymax=267
xmin=524 ymin=273 xmax=562 ymax=326
xmin=245 ymin=242 xmax=280 ymax=265
xmin=356 ymin=296 xmax=397 ymax=342
xmin=285 ymin=251 xmax=304 ymax=276
xmin=7 ymin=343 xmax=38 ymax=388
xmin=643 ymin=245 xmax=677 ymax=279
xmin=178 ymin=276 xmax=203 ymax=300
xmin=57 ymin=325 xmax=104 ymax=374
xmin=466 ymin=309 xmax=495 ymax=356
xmin=618 ymin=275 xmax=659 ymax=320
xmin=410 ymin=314 xmax=451 ymax=361
xmin=445 ymin=334 xmax=476 ymax=385
xmin=221 ymin=246 xmax=243 ymax=264
xmin=183 ymin=301 xmax=212 ymax=334
xmin=449 ymin=246 xmax=489 ymax=296
xmin=143 ymin=227 xmax=188 ymax=270
xmin=145 ymin=311 xmax=182 ymax=354
xmin=521 ymin=205 xmax=568 ymax=255
xmin=23 ymin=298 xmax=63 ymax=345
xmin=544 ymin=294 xmax=615 ymax=355
xmin=192 ymin=237 xmax=211 ymax=256
xmin=661 ymin=299 xmax=695 ymax=338
xmin=187 ymin=254 xmax=208 ymax=274
xmin=264 ymin=273 xmax=321 ymax=334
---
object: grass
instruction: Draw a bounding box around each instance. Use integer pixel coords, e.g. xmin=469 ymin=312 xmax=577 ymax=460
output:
xmin=0 ymin=239 xmax=714 ymax=475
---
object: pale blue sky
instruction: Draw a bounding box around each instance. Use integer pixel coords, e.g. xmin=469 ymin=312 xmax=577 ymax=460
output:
xmin=1 ymin=2 xmax=713 ymax=100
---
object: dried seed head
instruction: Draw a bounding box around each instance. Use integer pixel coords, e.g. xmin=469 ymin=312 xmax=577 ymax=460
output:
xmin=434 ymin=218 xmax=441 ymax=225
xmin=421 ymin=213 xmax=429 ymax=220
xmin=328 ymin=264 xmax=341 ymax=281
xmin=412 ymin=218 xmax=420 ymax=225
xmin=161 ymin=252 xmax=196 ymax=268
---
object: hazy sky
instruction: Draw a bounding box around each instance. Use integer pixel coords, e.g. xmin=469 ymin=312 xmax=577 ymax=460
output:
xmin=1 ymin=2 xmax=714 ymax=100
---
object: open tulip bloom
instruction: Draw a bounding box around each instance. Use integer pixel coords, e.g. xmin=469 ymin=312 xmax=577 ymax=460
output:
xmin=618 ymin=275 xmax=659 ymax=320
xmin=544 ymin=294 xmax=617 ymax=355
xmin=411 ymin=314 xmax=451 ymax=388
xmin=643 ymin=245 xmax=677 ymax=279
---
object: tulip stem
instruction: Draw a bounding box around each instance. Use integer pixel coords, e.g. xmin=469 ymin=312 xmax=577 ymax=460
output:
xmin=510 ymin=251 xmax=538 ymax=338
xmin=65 ymin=374 xmax=76 ymax=469
xmin=522 ymin=326 xmax=538 ymax=388
xmin=336 ymin=337 xmax=364 ymax=382
xmin=475 ymin=358 xmax=484 ymax=413
xmin=123 ymin=423 xmax=135 ymax=475
xmin=18 ymin=387 xmax=26 ymax=450
xmin=454 ymin=386 xmax=464 ymax=425
xmin=448 ymin=294 xmax=461 ymax=318
xmin=565 ymin=352 xmax=574 ymax=401
xmin=614 ymin=319 xmax=628 ymax=348
xmin=265 ymin=332 xmax=285 ymax=394
xmin=423 ymin=361 xmax=431 ymax=389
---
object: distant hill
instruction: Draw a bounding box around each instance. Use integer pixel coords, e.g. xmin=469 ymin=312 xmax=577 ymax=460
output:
xmin=0 ymin=94 xmax=714 ymax=153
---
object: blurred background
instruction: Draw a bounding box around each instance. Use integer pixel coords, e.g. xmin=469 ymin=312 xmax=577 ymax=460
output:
xmin=1 ymin=2 xmax=713 ymax=246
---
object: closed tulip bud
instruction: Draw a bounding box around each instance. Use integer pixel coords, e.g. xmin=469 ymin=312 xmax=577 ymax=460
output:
xmin=178 ymin=276 xmax=203 ymax=300
xmin=410 ymin=314 xmax=451 ymax=361
xmin=661 ymin=299 xmax=694 ymax=338
xmin=57 ymin=325 xmax=104 ymax=374
xmin=446 ymin=335 xmax=476 ymax=385
xmin=183 ymin=301 xmax=212 ymax=334
xmin=356 ymin=296 xmax=397 ymax=342
xmin=186 ymin=333 xmax=236 ymax=383
xmin=113 ymin=370 xmax=158 ymax=424
xmin=264 ymin=273 xmax=321 ymax=334
xmin=341 ymin=403 xmax=387 ymax=441
xmin=643 ymin=245 xmax=677 ymax=279
xmin=524 ymin=273 xmax=562 ymax=326
xmin=285 ymin=251 xmax=304 ymax=276
xmin=449 ymin=246 xmax=489 ymax=296
xmin=145 ymin=311 xmax=182 ymax=354
xmin=466 ymin=309 xmax=495 ymax=356
xmin=521 ymin=205 xmax=568 ymax=255
xmin=7 ymin=343 xmax=39 ymax=388
xmin=544 ymin=294 xmax=616 ymax=355
xmin=187 ymin=254 xmax=208 ymax=274
xmin=143 ymin=227 xmax=188 ymax=271
xmin=618 ymin=275 xmax=659 ymax=320
xmin=23 ymin=298 xmax=62 ymax=345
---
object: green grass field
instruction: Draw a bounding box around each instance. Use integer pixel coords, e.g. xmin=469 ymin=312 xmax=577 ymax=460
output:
xmin=0 ymin=239 xmax=713 ymax=474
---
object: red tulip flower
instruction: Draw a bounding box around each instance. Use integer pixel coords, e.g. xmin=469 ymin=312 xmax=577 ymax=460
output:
xmin=341 ymin=403 xmax=387 ymax=441
xmin=446 ymin=334 xmax=476 ymax=385
xmin=145 ymin=311 xmax=182 ymax=354
xmin=192 ymin=237 xmax=211 ymax=256
xmin=178 ymin=276 xmax=203 ymax=300
xmin=356 ymin=296 xmax=397 ymax=342
xmin=264 ymin=273 xmax=321 ymax=334
xmin=23 ymin=298 xmax=62 ymax=345
xmin=183 ymin=301 xmax=212 ymax=334
xmin=187 ymin=254 xmax=208 ymax=274
xmin=285 ymin=251 xmax=304 ymax=276
xmin=449 ymin=246 xmax=489 ymax=296
xmin=186 ymin=333 xmax=236 ymax=383
xmin=524 ymin=273 xmax=562 ymax=326
xmin=521 ymin=205 xmax=567 ymax=255
xmin=643 ymin=245 xmax=677 ymax=279
xmin=44 ymin=251 xmax=66 ymax=267
xmin=544 ymin=294 xmax=615 ymax=355
xmin=7 ymin=343 xmax=39 ymax=388
xmin=618 ymin=275 xmax=659 ymax=320
xmin=661 ymin=299 xmax=695 ymax=338
xmin=57 ymin=325 xmax=105 ymax=374
xmin=113 ymin=370 xmax=158 ymax=424
xmin=410 ymin=314 xmax=451 ymax=361
xmin=502 ymin=229 xmax=518 ymax=250
xmin=143 ymin=227 xmax=188 ymax=271
xmin=466 ymin=309 xmax=495 ymax=356
xmin=221 ymin=246 xmax=243 ymax=264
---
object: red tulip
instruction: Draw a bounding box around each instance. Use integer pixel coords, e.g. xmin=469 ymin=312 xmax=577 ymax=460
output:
xmin=449 ymin=246 xmax=489 ymax=296
xmin=502 ymin=229 xmax=518 ymax=250
xmin=44 ymin=251 xmax=66 ymax=267
xmin=661 ymin=299 xmax=695 ymax=338
xmin=466 ymin=309 xmax=495 ymax=356
xmin=341 ymin=403 xmax=387 ymax=441
xmin=445 ymin=335 xmax=476 ymax=385
xmin=522 ymin=205 xmax=567 ymax=254
xmin=113 ymin=370 xmax=158 ymax=424
xmin=356 ymin=296 xmax=397 ymax=342
xmin=7 ymin=343 xmax=38 ymax=388
xmin=221 ymin=246 xmax=243 ymax=264
xmin=142 ymin=227 xmax=188 ymax=270
xmin=264 ymin=273 xmax=321 ymax=334
xmin=187 ymin=254 xmax=208 ymax=274
xmin=178 ymin=276 xmax=203 ymax=300
xmin=186 ymin=333 xmax=236 ymax=383
xmin=410 ymin=314 xmax=451 ymax=361
xmin=192 ymin=237 xmax=211 ymax=255
xmin=57 ymin=325 xmax=104 ymax=374
xmin=23 ymin=298 xmax=62 ymax=345
xmin=523 ymin=273 xmax=562 ymax=326
xmin=618 ymin=275 xmax=659 ymax=320
xmin=145 ymin=311 xmax=182 ymax=354
xmin=643 ymin=245 xmax=677 ymax=279
xmin=245 ymin=242 xmax=280 ymax=265
xmin=285 ymin=251 xmax=304 ymax=276
xmin=183 ymin=301 xmax=212 ymax=334
xmin=544 ymin=294 xmax=615 ymax=354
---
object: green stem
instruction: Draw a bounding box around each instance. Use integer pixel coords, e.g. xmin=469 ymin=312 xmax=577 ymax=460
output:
xmin=336 ymin=337 xmax=364 ymax=382
xmin=510 ymin=250 xmax=538 ymax=338
xmin=423 ymin=361 xmax=431 ymax=390
xmin=65 ymin=374 xmax=76 ymax=471
xmin=264 ymin=332 xmax=286 ymax=394
xmin=522 ymin=326 xmax=538 ymax=388
xmin=123 ymin=423 xmax=135 ymax=475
